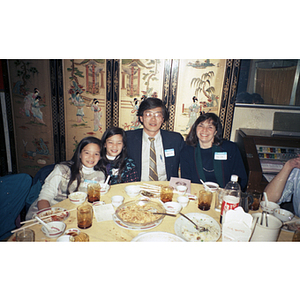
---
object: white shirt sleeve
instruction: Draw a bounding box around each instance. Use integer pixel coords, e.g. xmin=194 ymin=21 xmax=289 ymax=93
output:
xmin=37 ymin=165 xmax=64 ymax=205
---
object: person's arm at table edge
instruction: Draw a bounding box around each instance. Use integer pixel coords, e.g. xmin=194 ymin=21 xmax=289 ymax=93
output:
xmin=264 ymin=155 xmax=300 ymax=202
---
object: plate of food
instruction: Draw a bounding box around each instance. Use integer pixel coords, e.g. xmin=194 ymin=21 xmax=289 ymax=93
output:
xmin=174 ymin=212 xmax=221 ymax=242
xmin=33 ymin=207 xmax=69 ymax=223
xmin=114 ymin=199 xmax=165 ymax=230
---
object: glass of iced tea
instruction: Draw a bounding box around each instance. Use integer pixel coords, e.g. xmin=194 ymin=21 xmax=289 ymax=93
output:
xmin=87 ymin=183 xmax=100 ymax=203
xmin=248 ymin=190 xmax=262 ymax=211
xmin=160 ymin=186 xmax=173 ymax=203
xmin=198 ymin=189 xmax=213 ymax=211
xmin=77 ymin=203 xmax=93 ymax=229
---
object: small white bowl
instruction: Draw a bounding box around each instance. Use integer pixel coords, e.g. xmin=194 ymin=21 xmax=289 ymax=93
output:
xmin=176 ymin=185 xmax=188 ymax=195
xmin=111 ymin=195 xmax=124 ymax=208
xmin=164 ymin=202 xmax=182 ymax=214
xmin=274 ymin=208 xmax=294 ymax=222
xmin=177 ymin=196 xmax=189 ymax=208
xmin=125 ymin=185 xmax=140 ymax=197
xmin=100 ymin=183 xmax=110 ymax=195
xmin=56 ymin=235 xmax=71 ymax=242
xmin=204 ymin=182 xmax=219 ymax=192
xmin=69 ymin=191 xmax=87 ymax=204
xmin=260 ymin=201 xmax=280 ymax=214
xmin=41 ymin=221 xmax=66 ymax=238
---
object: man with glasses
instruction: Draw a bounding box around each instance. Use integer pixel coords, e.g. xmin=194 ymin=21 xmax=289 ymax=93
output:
xmin=126 ymin=97 xmax=184 ymax=181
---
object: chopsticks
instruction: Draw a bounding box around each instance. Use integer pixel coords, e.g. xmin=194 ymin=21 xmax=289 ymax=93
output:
xmin=11 ymin=208 xmax=76 ymax=234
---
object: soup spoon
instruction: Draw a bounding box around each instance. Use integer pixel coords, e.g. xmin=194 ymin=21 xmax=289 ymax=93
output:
xmin=35 ymin=216 xmax=56 ymax=233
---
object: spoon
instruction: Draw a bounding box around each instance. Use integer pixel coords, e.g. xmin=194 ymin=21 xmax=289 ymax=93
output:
xmin=263 ymin=192 xmax=269 ymax=207
xmin=179 ymin=212 xmax=208 ymax=232
xmin=35 ymin=216 xmax=54 ymax=232
xmin=103 ymin=175 xmax=110 ymax=189
xmin=200 ymin=179 xmax=212 ymax=192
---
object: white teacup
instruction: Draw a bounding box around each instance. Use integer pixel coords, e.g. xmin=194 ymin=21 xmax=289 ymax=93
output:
xmin=111 ymin=195 xmax=124 ymax=208
xmin=176 ymin=185 xmax=188 ymax=195
xmin=177 ymin=196 xmax=189 ymax=208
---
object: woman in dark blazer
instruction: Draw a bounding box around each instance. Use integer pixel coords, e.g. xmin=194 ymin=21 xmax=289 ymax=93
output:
xmin=180 ymin=112 xmax=247 ymax=190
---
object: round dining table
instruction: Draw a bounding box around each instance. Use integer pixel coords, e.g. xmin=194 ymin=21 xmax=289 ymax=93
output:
xmin=8 ymin=181 xmax=295 ymax=242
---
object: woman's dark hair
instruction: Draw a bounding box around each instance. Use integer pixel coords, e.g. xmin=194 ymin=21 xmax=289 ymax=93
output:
xmin=186 ymin=112 xmax=223 ymax=147
xmin=62 ymin=136 xmax=102 ymax=195
xmin=99 ymin=127 xmax=127 ymax=183
xmin=137 ymin=97 xmax=169 ymax=125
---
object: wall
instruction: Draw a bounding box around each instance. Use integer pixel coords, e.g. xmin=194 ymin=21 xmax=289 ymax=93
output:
xmin=230 ymin=105 xmax=300 ymax=142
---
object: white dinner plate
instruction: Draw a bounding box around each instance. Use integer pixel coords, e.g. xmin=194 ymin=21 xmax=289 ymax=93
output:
xmin=174 ymin=212 xmax=221 ymax=242
xmin=131 ymin=231 xmax=186 ymax=242
xmin=33 ymin=207 xmax=69 ymax=223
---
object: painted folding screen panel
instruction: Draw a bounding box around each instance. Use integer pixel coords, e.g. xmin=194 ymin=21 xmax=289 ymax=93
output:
xmin=172 ymin=59 xmax=227 ymax=137
xmin=7 ymin=59 xmax=55 ymax=177
xmin=62 ymin=59 xmax=107 ymax=161
xmin=117 ymin=59 xmax=166 ymax=130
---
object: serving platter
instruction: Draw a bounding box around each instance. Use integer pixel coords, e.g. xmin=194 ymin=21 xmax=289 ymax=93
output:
xmin=112 ymin=214 xmax=163 ymax=230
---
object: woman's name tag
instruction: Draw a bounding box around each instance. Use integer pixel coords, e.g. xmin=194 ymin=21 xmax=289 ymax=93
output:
xmin=214 ymin=152 xmax=227 ymax=160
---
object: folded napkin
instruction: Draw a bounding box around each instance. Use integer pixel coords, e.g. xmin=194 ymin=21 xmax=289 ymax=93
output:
xmin=93 ymin=203 xmax=115 ymax=222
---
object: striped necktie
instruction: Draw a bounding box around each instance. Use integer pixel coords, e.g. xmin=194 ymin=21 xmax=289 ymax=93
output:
xmin=148 ymin=137 xmax=158 ymax=181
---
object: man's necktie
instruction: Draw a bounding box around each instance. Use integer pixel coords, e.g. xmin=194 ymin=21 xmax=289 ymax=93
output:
xmin=149 ymin=137 xmax=158 ymax=181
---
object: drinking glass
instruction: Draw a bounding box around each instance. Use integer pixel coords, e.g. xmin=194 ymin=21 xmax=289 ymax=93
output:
xmin=16 ymin=229 xmax=35 ymax=242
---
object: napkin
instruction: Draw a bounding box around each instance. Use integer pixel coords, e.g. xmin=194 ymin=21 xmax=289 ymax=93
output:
xmin=93 ymin=203 xmax=115 ymax=222
xmin=222 ymin=207 xmax=253 ymax=242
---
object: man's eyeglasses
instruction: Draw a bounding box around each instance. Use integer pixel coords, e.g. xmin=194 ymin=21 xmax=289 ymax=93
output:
xmin=144 ymin=111 xmax=163 ymax=118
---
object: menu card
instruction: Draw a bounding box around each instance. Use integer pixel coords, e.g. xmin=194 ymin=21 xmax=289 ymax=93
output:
xmin=169 ymin=177 xmax=191 ymax=193
xmin=93 ymin=203 xmax=115 ymax=222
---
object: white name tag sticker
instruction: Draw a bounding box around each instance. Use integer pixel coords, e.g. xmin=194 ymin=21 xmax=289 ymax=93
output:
xmin=214 ymin=152 xmax=227 ymax=160
xmin=165 ymin=149 xmax=175 ymax=157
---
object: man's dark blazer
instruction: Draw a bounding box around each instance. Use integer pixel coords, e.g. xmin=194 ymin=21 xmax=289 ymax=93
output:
xmin=125 ymin=128 xmax=184 ymax=181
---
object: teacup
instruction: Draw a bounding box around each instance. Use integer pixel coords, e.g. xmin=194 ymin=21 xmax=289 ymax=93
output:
xmin=177 ymin=196 xmax=189 ymax=208
xmin=176 ymin=185 xmax=188 ymax=195
xmin=111 ymin=195 xmax=124 ymax=208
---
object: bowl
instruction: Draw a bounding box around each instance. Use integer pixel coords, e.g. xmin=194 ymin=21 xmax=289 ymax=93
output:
xmin=100 ymin=183 xmax=110 ymax=195
xmin=111 ymin=195 xmax=124 ymax=208
xmin=260 ymin=201 xmax=280 ymax=214
xmin=204 ymin=182 xmax=219 ymax=192
xmin=177 ymin=196 xmax=189 ymax=208
xmin=115 ymin=199 xmax=166 ymax=228
xmin=164 ymin=202 xmax=182 ymax=214
xmin=41 ymin=221 xmax=66 ymax=238
xmin=274 ymin=208 xmax=294 ymax=222
xmin=56 ymin=235 xmax=71 ymax=242
xmin=124 ymin=185 xmax=140 ymax=197
xmin=68 ymin=191 xmax=87 ymax=204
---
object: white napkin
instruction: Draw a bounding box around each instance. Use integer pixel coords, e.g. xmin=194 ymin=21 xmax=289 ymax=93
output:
xmin=93 ymin=203 xmax=115 ymax=222
xmin=222 ymin=207 xmax=253 ymax=242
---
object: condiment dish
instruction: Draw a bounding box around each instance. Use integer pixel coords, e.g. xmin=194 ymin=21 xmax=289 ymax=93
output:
xmin=274 ymin=208 xmax=294 ymax=222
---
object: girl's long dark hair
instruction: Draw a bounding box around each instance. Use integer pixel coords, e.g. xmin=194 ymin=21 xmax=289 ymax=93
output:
xmin=186 ymin=112 xmax=223 ymax=147
xmin=61 ymin=136 xmax=102 ymax=195
xmin=99 ymin=127 xmax=127 ymax=183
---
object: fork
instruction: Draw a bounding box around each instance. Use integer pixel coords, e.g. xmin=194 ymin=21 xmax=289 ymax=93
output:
xmin=179 ymin=212 xmax=208 ymax=232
